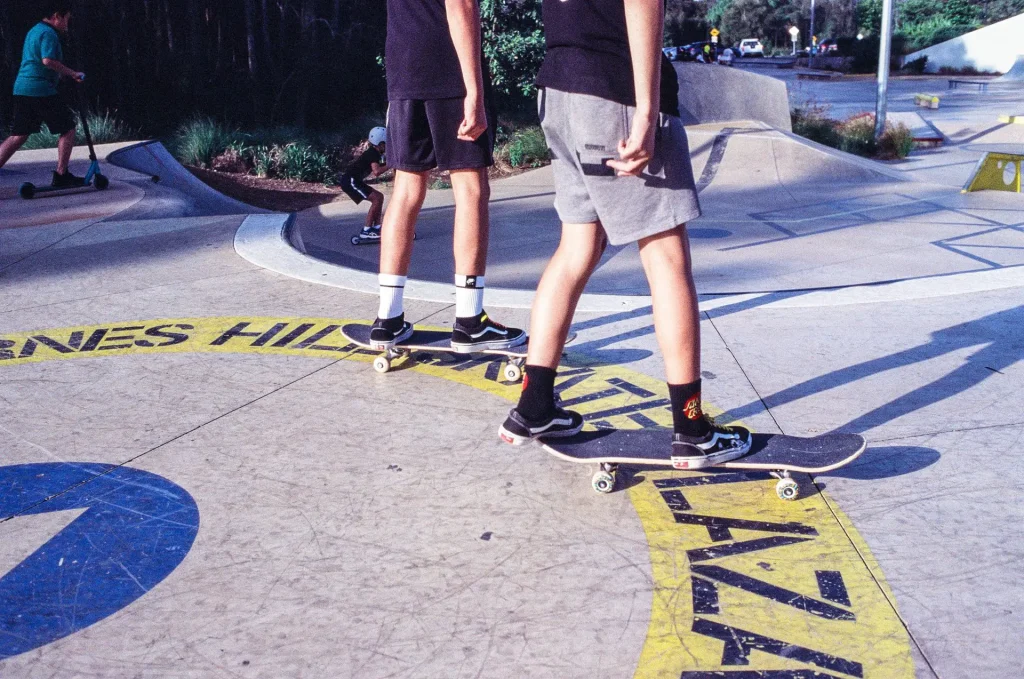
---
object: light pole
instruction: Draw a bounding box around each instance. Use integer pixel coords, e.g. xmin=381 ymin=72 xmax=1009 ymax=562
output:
xmin=810 ymin=0 xmax=816 ymax=55
xmin=789 ymin=25 xmax=800 ymax=56
xmin=874 ymin=0 xmax=896 ymax=140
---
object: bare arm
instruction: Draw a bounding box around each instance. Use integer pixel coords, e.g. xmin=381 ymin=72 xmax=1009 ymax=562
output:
xmin=42 ymin=58 xmax=84 ymax=82
xmin=607 ymin=0 xmax=663 ymax=176
xmin=445 ymin=0 xmax=487 ymax=141
xmin=370 ymin=160 xmax=389 ymax=177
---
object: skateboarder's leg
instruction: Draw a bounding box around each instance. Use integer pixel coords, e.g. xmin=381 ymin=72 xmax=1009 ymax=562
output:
xmin=637 ymin=226 xmax=700 ymax=385
xmin=0 ymin=135 xmax=30 ymax=170
xmin=524 ymin=221 xmax=606 ymax=370
xmin=366 ymin=189 xmax=385 ymax=229
xmin=373 ymin=169 xmax=427 ymax=338
xmin=450 ymin=168 xmax=490 ymax=277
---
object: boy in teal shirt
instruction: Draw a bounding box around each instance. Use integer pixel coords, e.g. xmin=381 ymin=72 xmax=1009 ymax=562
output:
xmin=0 ymin=0 xmax=87 ymax=188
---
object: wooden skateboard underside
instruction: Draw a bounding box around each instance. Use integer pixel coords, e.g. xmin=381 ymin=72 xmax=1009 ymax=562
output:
xmin=541 ymin=430 xmax=866 ymax=474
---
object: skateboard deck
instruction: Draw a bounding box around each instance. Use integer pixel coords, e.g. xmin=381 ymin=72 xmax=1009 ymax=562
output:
xmin=541 ymin=429 xmax=866 ymax=500
xmin=341 ymin=323 xmax=575 ymax=382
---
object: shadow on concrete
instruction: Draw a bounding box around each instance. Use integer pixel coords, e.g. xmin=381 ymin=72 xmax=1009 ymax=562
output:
xmin=820 ymin=445 xmax=941 ymax=480
xmin=722 ymin=305 xmax=1024 ymax=433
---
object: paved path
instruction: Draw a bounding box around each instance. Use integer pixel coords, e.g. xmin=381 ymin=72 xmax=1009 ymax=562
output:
xmin=1 ymin=134 xmax=1022 ymax=678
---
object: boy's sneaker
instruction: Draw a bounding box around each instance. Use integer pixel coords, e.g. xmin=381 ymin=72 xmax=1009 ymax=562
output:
xmin=670 ymin=418 xmax=752 ymax=470
xmin=451 ymin=311 xmax=526 ymax=353
xmin=52 ymin=171 xmax=85 ymax=189
xmin=499 ymin=407 xmax=584 ymax=446
xmin=369 ymin=314 xmax=413 ymax=350
xmin=359 ymin=225 xmax=382 ymax=242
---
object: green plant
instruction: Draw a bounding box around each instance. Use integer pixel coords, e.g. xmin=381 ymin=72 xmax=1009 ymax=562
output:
xmin=21 ymin=111 xmax=135 ymax=150
xmin=903 ymin=55 xmax=928 ymax=74
xmin=276 ymin=143 xmax=336 ymax=184
xmin=792 ymin=105 xmax=841 ymax=148
xmin=498 ymin=126 xmax=549 ymax=168
xmin=879 ymin=122 xmax=915 ymax=159
xmin=838 ymin=114 xmax=878 ymax=157
xmin=250 ymin=145 xmax=277 ymax=178
xmin=170 ymin=117 xmax=236 ymax=168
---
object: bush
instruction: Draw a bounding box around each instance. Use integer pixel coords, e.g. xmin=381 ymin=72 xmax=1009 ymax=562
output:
xmin=792 ymin=105 xmax=841 ymax=148
xmin=879 ymin=122 xmax=915 ymax=159
xmin=839 ymin=115 xmax=878 ymax=157
xmin=903 ymin=55 xmax=928 ymax=74
xmin=170 ymin=117 xmax=236 ymax=169
xmin=496 ymin=126 xmax=548 ymax=168
xmin=21 ymin=111 xmax=135 ymax=150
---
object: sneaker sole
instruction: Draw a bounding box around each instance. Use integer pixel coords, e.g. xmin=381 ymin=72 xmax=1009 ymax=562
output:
xmin=368 ymin=325 xmax=414 ymax=351
xmin=671 ymin=439 xmax=752 ymax=470
xmin=498 ymin=420 xmax=583 ymax=446
xmin=451 ymin=334 xmax=527 ymax=355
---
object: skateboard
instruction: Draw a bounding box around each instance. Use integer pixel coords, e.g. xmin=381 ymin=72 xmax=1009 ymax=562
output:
xmin=541 ymin=429 xmax=866 ymax=500
xmin=341 ymin=323 xmax=576 ymax=383
xmin=350 ymin=232 xmax=417 ymax=246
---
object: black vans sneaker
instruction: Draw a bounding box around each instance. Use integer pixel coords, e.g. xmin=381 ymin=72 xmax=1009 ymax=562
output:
xmin=369 ymin=314 xmax=413 ymax=350
xmin=498 ymin=407 xmax=584 ymax=446
xmin=359 ymin=225 xmax=381 ymax=242
xmin=670 ymin=419 xmax=752 ymax=470
xmin=451 ymin=312 xmax=526 ymax=354
xmin=52 ymin=171 xmax=85 ymax=189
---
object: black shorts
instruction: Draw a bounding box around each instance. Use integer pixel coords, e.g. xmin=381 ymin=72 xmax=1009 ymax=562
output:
xmin=386 ymin=97 xmax=495 ymax=172
xmin=11 ymin=95 xmax=75 ymax=137
xmin=340 ymin=175 xmax=375 ymax=205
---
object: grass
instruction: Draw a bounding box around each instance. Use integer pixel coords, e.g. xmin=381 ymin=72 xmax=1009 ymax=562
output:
xmin=20 ymin=111 xmax=136 ymax=150
xmin=495 ymin=125 xmax=549 ymax=169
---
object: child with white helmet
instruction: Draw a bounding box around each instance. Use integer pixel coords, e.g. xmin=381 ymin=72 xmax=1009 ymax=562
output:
xmin=340 ymin=125 xmax=389 ymax=244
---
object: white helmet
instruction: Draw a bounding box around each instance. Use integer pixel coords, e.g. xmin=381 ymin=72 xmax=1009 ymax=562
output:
xmin=368 ymin=126 xmax=387 ymax=146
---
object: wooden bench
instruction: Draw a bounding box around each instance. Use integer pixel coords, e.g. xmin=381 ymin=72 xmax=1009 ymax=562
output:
xmin=914 ymin=93 xmax=940 ymax=109
xmin=948 ymin=79 xmax=989 ymax=92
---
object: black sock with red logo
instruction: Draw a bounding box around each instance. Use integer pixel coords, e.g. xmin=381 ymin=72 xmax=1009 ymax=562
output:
xmin=517 ymin=365 xmax=558 ymax=422
xmin=669 ymin=380 xmax=712 ymax=439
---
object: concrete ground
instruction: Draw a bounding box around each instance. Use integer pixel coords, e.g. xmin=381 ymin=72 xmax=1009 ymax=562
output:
xmin=2 ymin=97 xmax=1023 ymax=678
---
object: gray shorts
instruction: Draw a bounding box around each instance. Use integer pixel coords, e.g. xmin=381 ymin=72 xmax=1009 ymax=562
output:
xmin=539 ymin=88 xmax=701 ymax=246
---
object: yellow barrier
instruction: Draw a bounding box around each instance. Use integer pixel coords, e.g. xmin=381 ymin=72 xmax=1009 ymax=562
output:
xmin=998 ymin=115 xmax=1024 ymax=125
xmin=914 ymin=93 xmax=939 ymax=109
xmin=963 ymin=152 xmax=1023 ymax=193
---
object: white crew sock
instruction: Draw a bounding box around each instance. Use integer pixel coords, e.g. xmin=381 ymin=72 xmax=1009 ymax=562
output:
xmin=455 ymin=274 xmax=485 ymax=319
xmin=378 ymin=274 xmax=407 ymax=320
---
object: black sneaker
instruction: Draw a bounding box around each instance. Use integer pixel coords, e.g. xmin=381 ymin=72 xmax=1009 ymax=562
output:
xmin=52 ymin=171 xmax=86 ymax=189
xmin=451 ymin=311 xmax=526 ymax=354
xmin=670 ymin=418 xmax=752 ymax=470
xmin=359 ymin=225 xmax=381 ymax=242
xmin=369 ymin=314 xmax=413 ymax=350
xmin=498 ymin=407 xmax=584 ymax=446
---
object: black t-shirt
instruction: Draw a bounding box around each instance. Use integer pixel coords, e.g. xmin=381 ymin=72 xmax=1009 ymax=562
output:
xmin=344 ymin=146 xmax=383 ymax=182
xmin=536 ymin=0 xmax=680 ymax=117
xmin=386 ymin=0 xmax=466 ymax=100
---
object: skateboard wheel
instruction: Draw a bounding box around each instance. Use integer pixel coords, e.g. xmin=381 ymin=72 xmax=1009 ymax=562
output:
xmin=19 ymin=182 xmax=35 ymax=200
xmin=94 ymin=173 xmax=109 ymax=190
xmin=776 ymin=478 xmax=799 ymax=501
xmin=503 ymin=363 xmax=522 ymax=383
xmin=373 ymin=356 xmax=392 ymax=374
xmin=592 ymin=470 xmax=616 ymax=494
xmin=351 ymin=236 xmax=361 ymax=245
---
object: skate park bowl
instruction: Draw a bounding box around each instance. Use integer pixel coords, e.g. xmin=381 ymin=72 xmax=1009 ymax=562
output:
xmin=199 ymin=63 xmax=1024 ymax=309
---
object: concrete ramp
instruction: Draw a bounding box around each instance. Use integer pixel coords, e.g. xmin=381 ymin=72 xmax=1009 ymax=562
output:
xmin=997 ymin=54 xmax=1024 ymax=81
xmin=107 ymin=141 xmax=259 ymax=216
xmin=674 ymin=63 xmax=792 ymax=131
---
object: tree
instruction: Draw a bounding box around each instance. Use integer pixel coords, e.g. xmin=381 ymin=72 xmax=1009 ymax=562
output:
xmin=480 ymin=0 xmax=544 ymax=99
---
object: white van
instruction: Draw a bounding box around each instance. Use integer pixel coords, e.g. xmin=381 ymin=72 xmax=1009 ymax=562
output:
xmin=739 ymin=39 xmax=764 ymax=57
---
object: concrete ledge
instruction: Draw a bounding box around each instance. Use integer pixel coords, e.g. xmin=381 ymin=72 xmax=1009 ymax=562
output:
xmin=235 ymin=214 xmax=1024 ymax=315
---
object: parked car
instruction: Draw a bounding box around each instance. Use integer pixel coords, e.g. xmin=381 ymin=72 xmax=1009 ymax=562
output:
xmin=817 ymin=39 xmax=840 ymax=54
xmin=663 ymin=46 xmax=681 ymax=61
xmin=739 ymin=38 xmax=764 ymax=57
